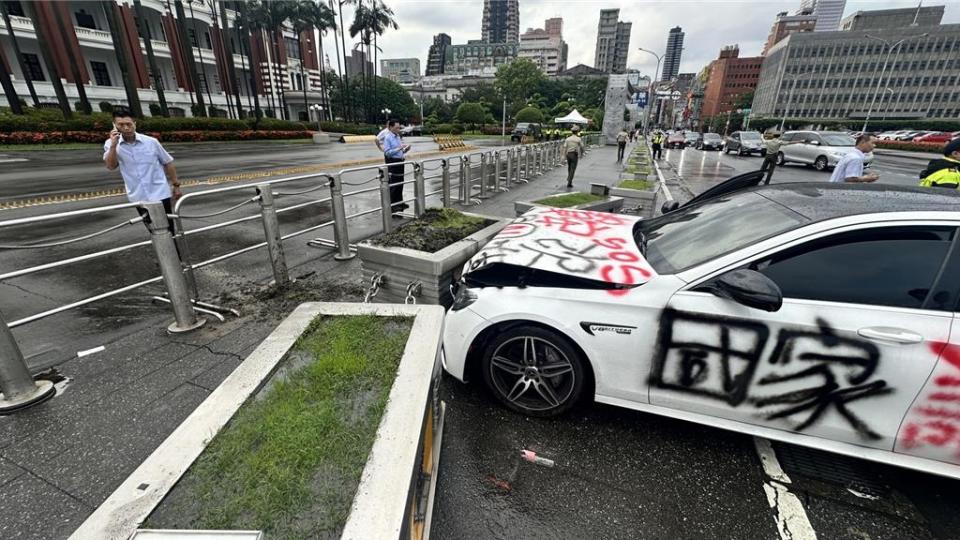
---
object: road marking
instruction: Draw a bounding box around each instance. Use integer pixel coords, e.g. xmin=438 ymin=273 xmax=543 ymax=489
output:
xmin=754 ymin=437 xmax=818 ymax=540
xmin=0 ymin=158 xmax=28 ymax=163
xmin=76 ymin=345 xmax=105 ymax=358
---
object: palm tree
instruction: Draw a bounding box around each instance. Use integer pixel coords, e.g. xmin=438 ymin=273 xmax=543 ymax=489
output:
xmin=0 ymin=1 xmax=37 ymax=108
xmin=172 ymin=0 xmax=206 ymax=116
xmin=216 ymin=0 xmax=243 ymax=119
xmin=102 ymin=0 xmax=142 ymax=116
xmin=22 ymin=2 xmax=71 ymax=117
xmin=53 ymin=4 xmax=91 ymax=114
xmin=348 ymin=2 xmax=372 ymax=121
xmin=292 ymin=0 xmax=336 ymax=123
xmin=249 ymin=0 xmax=295 ymax=120
xmin=368 ymin=0 xmax=397 ymax=122
xmin=336 ymin=0 xmax=356 ymax=121
xmin=133 ymin=0 xmax=168 ymax=116
xmin=235 ymin=2 xmax=263 ymax=120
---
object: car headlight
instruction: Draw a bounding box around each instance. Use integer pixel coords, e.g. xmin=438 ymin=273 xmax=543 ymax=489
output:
xmin=450 ymin=283 xmax=478 ymax=311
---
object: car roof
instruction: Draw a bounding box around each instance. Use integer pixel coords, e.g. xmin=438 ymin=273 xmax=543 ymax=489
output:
xmin=745 ymin=183 xmax=960 ymax=222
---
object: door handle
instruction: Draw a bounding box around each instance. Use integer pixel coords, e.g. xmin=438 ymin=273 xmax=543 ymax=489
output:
xmin=857 ymin=327 xmax=924 ymax=344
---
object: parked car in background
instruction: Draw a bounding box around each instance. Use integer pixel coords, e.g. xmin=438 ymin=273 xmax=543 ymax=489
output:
xmin=666 ymin=131 xmax=687 ymax=149
xmin=685 ymin=132 xmax=702 ymax=147
xmin=776 ymin=130 xmax=874 ymax=171
xmin=399 ymin=125 xmax=422 ymax=136
xmin=511 ymin=123 xmax=542 ymax=143
xmin=912 ymin=131 xmax=960 ymax=144
xmin=724 ymin=131 xmax=765 ymax=156
xmin=698 ymin=133 xmax=723 ymax=151
xmin=877 ymin=130 xmax=908 ymax=141
xmin=897 ymin=130 xmax=929 ymax=141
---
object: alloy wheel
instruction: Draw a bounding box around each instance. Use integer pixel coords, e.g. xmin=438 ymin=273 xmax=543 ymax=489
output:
xmin=488 ymin=336 xmax=576 ymax=413
xmin=815 ymin=156 xmax=828 ymax=171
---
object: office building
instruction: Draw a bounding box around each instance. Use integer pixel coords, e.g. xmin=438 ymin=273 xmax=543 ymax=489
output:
xmin=380 ymin=58 xmax=421 ymax=84
xmin=445 ymin=40 xmax=518 ymax=75
xmin=0 ymin=0 xmax=324 ymax=120
xmin=344 ymin=49 xmax=373 ymax=79
xmin=763 ymin=11 xmax=817 ymax=55
xmin=701 ymin=46 xmax=763 ymax=117
xmin=426 ymin=33 xmax=451 ymax=76
xmin=594 ymin=9 xmax=632 ymax=74
xmin=840 ymin=5 xmax=944 ymax=31
xmin=661 ymin=26 xmax=684 ymax=80
xmin=481 ymin=0 xmax=519 ymax=44
xmin=799 ymin=0 xmax=847 ymax=32
xmin=519 ymin=19 xmax=567 ymax=76
xmin=752 ymin=22 xmax=960 ymax=121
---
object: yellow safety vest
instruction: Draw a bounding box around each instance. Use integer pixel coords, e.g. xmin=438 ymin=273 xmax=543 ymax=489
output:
xmin=919 ymin=157 xmax=960 ymax=188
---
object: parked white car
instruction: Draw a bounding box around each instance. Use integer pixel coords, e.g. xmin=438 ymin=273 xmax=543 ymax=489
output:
xmin=776 ymin=130 xmax=874 ymax=171
xmin=443 ymin=182 xmax=960 ymax=479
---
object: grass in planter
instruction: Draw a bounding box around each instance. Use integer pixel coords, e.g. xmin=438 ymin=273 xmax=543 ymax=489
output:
xmin=372 ymin=207 xmax=491 ymax=252
xmin=534 ymin=192 xmax=605 ymax=208
xmin=145 ymin=315 xmax=412 ymax=539
xmin=619 ymin=180 xmax=654 ymax=190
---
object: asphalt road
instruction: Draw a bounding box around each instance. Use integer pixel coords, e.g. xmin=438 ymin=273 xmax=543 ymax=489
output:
xmin=430 ymin=143 xmax=960 ymax=540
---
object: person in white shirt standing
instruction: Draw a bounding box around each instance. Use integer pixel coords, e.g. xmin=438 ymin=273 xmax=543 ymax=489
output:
xmin=829 ymin=133 xmax=879 ymax=183
xmin=103 ymin=108 xmax=181 ymax=233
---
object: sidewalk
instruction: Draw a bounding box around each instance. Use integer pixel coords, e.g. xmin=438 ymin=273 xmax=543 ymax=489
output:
xmin=0 ymin=140 xmax=623 ymax=540
xmin=874 ymin=147 xmax=940 ymax=161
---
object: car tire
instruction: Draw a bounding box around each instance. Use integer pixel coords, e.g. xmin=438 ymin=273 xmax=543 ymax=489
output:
xmin=814 ymin=156 xmax=829 ymax=171
xmin=481 ymin=325 xmax=587 ymax=417
xmin=737 ymin=147 xmax=745 ymax=156
xmin=776 ymin=151 xmax=785 ymax=166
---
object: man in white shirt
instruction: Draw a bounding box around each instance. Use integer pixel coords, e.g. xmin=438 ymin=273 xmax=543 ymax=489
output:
xmin=616 ymin=130 xmax=628 ymax=162
xmin=829 ymin=134 xmax=879 ymax=183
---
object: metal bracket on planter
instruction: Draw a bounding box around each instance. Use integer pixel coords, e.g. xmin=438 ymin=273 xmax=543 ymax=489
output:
xmin=307 ymin=237 xmax=358 ymax=252
xmin=404 ymin=281 xmax=422 ymax=305
xmin=414 ymin=471 xmax=432 ymax=522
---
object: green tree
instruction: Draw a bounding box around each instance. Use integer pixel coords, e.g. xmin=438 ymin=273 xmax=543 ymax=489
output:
xmin=583 ymin=107 xmax=604 ymax=128
xmin=515 ymin=106 xmax=544 ymax=124
xmin=735 ymin=91 xmax=755 ymax=111
xmin=292 ymin=0 xmax=337 ymax=121
xmin=455 ymin=102 xmax=486 ymax=129
xmin=495 ymin=58 xmax=546 ymax=109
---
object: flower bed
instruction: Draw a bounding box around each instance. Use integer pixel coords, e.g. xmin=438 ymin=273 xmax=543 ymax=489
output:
xmin=875 ymin=140 xmax=945 ymax=154
xmin=0 ymin=130 xmax=313 ymax=145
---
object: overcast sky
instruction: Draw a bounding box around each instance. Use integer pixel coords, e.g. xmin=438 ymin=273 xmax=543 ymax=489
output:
xmin=318 ymin=0 xmax=960 ymax=79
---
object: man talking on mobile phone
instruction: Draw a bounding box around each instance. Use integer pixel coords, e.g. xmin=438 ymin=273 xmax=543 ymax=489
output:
xmin=103 ymin=107 xmax=181 ymax=233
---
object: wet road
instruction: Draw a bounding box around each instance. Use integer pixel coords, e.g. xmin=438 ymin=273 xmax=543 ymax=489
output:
xmin=431 ymin=144 xmax=960 ymax=540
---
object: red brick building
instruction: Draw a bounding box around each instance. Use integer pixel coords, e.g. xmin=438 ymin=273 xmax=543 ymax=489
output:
xmin=700 ymin=46 xmax=763 ymax=118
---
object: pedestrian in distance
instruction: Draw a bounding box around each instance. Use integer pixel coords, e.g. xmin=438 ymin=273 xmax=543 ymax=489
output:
xmin=616 ymin=129 xmax=629 ymax=162
xmin=380 ymin=119 xmax=412 ymax=216
xmin=759 ymin=132 xmax=795 ymax=183
xmin=829 ymin=133 xmax=879 ymax=183
xmin=563 ymin=125 xmax=585 ymax=188
xmin=103 ymin=107 xmax=180 ymax=234
xmin=629 ymin=129 xmax=636 ymax=143
xmin=651 ymin=130 xmax=665 ymax=160
xmin=919 ymin=138 xmax=960 ymax=189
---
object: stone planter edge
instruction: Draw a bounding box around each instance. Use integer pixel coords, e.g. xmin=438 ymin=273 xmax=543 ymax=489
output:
xmin=515 ymin=195 xmax=625 ymax=216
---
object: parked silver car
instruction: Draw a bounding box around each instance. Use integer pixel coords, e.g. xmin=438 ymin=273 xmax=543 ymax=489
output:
xmin=776 ymin=130 xmax=874 ymax=172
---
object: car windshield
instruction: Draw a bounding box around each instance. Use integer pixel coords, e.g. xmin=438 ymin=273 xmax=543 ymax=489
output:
xmin=637 ymin=192 xmax=807 ymax=273
xmin=704 ymin=134 xmax=721 ymax=141
xmin=740 ymin=132 xmax=762 ymax=140
xmin=821 ymin=134 xmax=855 ymax=146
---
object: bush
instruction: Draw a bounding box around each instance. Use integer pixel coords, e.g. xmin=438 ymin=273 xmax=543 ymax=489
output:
xmin=875 ymin=140 xmax=944 ymax=154
xmin=148 ymin=103 xmax=163 ymax=116
xmin=515 ymin=106 xmax=544 ymax=124
xmin=0 ymin=130 xmax=313 ymax=145
xmin=450 ymin=124 xmax=464 ymax=135
xmin=99 ymin=101 xmax=114 ymax=113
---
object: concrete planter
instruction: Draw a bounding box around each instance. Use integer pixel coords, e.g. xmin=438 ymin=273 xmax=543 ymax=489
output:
xmin=71 ymin=302 xmax=447 ymax=540
xmin=514 ymin=194 xmax=624 ymax=216
xmin=358 ymin=213 xmax=508 ymax=307
xmin=610 ymin=186 xmax=657 ymax=218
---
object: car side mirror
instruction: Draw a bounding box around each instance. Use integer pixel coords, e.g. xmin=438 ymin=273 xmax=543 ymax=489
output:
xmin=702 ymin=269 xmax=782 ymax=312
xmin=809 ymin=140 xmax=820 ymax=146
xmin=661 ymin=201 xmax=680 ymax=214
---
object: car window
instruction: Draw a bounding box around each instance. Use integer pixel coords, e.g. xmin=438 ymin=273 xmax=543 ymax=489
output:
xmin=781 ymin=133 xmax=797 ymax=142
xmin=740 ymin=132 xmax=762 ymax=140
xmin=640 ymin=192 xmax=807 ymax=274
xmin=752 ymin=227 xmax=955 ymax=310
xmin=821 ymin=134 xmax=855 ymax=146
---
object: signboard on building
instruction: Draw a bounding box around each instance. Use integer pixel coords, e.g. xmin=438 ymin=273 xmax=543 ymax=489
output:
xmin=634 ymin=91 xmax=648 ymax=108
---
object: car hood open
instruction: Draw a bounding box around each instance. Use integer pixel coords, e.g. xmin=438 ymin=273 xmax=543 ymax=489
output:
xmin=463 ymin=207 xmax=657 ymax=289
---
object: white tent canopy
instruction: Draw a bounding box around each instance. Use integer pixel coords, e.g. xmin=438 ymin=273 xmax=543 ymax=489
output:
xmin=554 ymin=109 xmax=590 ymax=125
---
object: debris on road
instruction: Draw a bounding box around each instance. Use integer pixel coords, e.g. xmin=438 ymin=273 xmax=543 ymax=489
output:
xmin=521 ymin=449 xmax=555 ymax=468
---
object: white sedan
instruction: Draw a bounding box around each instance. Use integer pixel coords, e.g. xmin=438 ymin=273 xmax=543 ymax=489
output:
xmin=443 ymin=182 xmax=960 ymax=480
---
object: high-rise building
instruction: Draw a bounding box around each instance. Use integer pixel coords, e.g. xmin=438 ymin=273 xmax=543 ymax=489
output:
xmin=446 ymin=40 xmax=518 ymax=76
xmin=594 ymin=9 xmax=632 ymax=74
xmin=701 ymin=46 xmax=763 ymax=118
xmin=380 ymin=58 xmax=421 ymax=83
xmin=481 ymin=0 xmax=519 ymax=44
xmin=752 ymin=20 xmax=960 ymax=122
xmin=345 ymin=49 xmax=374 ymax=78
xmin=426 ymin=33 xmax=452 ymax=76
xmin=840 ymin=5 xmax=944 ymax=31
xmin=799 ymin=0 xmax=847 ymax=32
xmin=763 ymin=11 xmax=817 ymax=55
xmin=661 ymin=27 xmax=684 ymax=80
xmin=519 ymin=20 xmax=567 ymax=76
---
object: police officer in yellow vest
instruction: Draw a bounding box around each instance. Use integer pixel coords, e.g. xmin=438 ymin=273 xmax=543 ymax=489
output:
xmin=651 ymin=130 xmax=665 ymax=160
xmin=919 ymin=138 xmax=960 ymax=189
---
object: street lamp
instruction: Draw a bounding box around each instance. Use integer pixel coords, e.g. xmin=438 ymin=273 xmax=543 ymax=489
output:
xmin=309 ymin=104 xmax=324 ymax=133
xmin=779 ymin=70 xmax=819 ymax=132
xmin=381 ymin=107 xmax=391 ymax=123
xmin=638 ymin=47 xmax=664 ymax=132
xmin=862 ymin=33 xmax=928 ymax=133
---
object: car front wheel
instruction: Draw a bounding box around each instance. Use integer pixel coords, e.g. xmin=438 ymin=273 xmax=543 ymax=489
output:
xmin=776 ymin=151 xmax=785 ymax=165
xmin=814 ymin=156 xmax=829 ymax=171
xmin=481 ymin=325 xmax=586 ymax=417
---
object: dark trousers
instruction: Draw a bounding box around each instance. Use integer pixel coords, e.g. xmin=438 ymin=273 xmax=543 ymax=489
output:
xmin=566 ymin=152 xmax=579 ymax=186
xmin=652 ymin=143 xmax=663 ymax=160
xmin=760 ymin=154 xmax=777 ymax=182
xmin=617 ymin=142 xmax=626 ymax=161
xmin=385 ymin=156 xmax=405 ymax=211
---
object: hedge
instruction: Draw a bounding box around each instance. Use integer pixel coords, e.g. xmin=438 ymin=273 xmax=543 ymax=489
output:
xmin=0 ymin=130 xmax=313 ymax=145
xmin=875 ymin=140 xmax=946 ymax=154
xmin=751 ymin=117 xmax=960 ymax=133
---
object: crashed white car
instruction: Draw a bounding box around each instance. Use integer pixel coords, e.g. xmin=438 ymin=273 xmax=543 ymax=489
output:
xmin=443 ymin=182 xmax=960 ymax=479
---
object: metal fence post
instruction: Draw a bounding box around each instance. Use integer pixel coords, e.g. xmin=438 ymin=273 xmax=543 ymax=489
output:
xmin=441 ymin=159 xmax=452 ymax=208
xmin=478 ymin=153 xmax=488 ymax=198
xmin=506 ymin=149 xmax=513 ymax=185
xmin=494 ymin=151 xmax=503 ymax=192
xmin=145 ymin=203 xmax=206 ymax=333
xmin=379 ymin=166 xmax=394 ymax=233
xmin=526 ymin=146 xmax=532 ymax=178
xmin=459 ymin=156 xmax=470 ymax=205
xmin=329 ymin=173 xmax=355 ymax=261
xmin=414 ymin=162 xmax=426 ymax=216
xmin=256 ymin=184 xmax=289 ymax=287
xmin=0 ymin=309 xmax=55 ymax=413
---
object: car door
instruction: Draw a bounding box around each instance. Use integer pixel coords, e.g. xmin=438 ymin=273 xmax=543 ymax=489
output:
xmin=781 ymin=133 xmax=803 ymax=163
xmin=649 ymin=223 xmax=956 ymax=450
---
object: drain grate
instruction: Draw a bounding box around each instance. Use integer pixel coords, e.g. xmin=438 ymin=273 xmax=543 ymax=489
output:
xmin=772 ymin=441 xmax=891 ymax=499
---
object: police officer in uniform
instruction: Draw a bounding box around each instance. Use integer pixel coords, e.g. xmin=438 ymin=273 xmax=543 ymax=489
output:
xmin=651 ymin=130 xmax=665 ymax=160
xmin=919 ymin=138 xmax=960 ymax=189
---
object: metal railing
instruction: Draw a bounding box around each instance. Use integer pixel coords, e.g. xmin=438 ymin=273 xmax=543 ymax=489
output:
xmin=0 ymin=137 xmax=603 ymax=408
